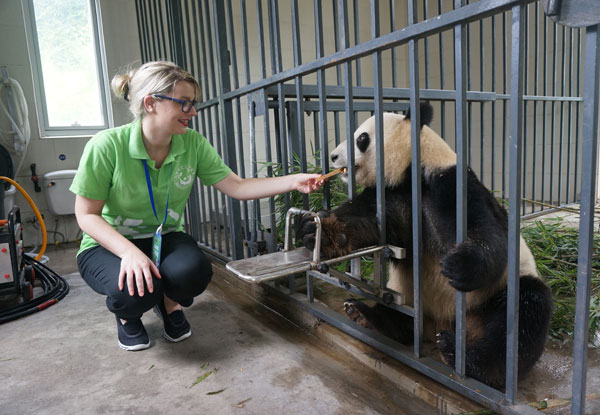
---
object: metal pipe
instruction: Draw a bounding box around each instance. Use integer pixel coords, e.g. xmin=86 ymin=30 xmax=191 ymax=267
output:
xmin=571 ymin=23 xmax=599 ymax=415
xmin=505 ymin=4 xmax=525 ymax=403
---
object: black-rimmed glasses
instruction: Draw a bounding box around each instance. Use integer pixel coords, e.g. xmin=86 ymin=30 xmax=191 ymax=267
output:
xmin=152 ymin=94 xmax=200 ymax=113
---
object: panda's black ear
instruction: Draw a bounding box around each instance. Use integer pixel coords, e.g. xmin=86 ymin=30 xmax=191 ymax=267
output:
xmin=356 ymin=132 xmax=370 ymax=153
xmin=404 ymin=101 xmax=434 ymax=127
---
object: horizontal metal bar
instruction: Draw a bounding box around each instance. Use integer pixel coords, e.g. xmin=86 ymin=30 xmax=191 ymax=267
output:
xmin=299 ymin=100 xmax=409 ymax=112
xmin=222 ymin=0 xmax=536 ymax=101
xmin=496 ymin=93 xmax=583 ymax=102
xmin=266 ymin=84 xmax=497 ymax=102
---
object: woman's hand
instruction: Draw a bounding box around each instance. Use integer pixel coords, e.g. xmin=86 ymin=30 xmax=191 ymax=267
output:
xmin=292 ymin=173 xmax=324 ymax=194
xmin=118 ymin=246 xmax=161 ymax=296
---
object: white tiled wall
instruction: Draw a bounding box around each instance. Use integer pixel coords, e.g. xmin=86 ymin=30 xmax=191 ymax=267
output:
xmin=0 ymin=0 xmax=140 ymax=248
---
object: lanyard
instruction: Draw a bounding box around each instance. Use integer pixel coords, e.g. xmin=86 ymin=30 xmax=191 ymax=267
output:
xmin=143 ymin=160 xmax=173 ymax=227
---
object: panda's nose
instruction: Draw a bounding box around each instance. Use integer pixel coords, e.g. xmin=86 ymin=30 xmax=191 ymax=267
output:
xmin=331 ymin=153 xmax=338 ymax=163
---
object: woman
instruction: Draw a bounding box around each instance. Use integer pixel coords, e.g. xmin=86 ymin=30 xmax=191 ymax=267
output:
xmin=71 ymin=61 xmax=322 ymax=351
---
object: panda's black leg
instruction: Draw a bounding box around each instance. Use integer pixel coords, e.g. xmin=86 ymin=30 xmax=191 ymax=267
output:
xmin=514 ymin=276 xmax=553 ymax=376
xmin=438 ymin=276 xmax=553 ymax=389
xmin=343 ymin=299 xmax=414 ymax=345
xmin=437 ymin=330 xmax=505 ymax=389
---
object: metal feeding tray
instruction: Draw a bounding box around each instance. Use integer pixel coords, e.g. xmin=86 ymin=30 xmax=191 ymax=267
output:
xmin=226 ymin=207 xmax=405 ymax=283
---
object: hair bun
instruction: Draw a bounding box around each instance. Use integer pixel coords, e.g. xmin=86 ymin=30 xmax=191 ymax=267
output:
xmin=110 ymin=72 xmax=133 ymax=101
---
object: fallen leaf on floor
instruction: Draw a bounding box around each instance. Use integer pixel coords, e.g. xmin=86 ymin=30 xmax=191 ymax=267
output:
xmin=528 ymin=393 xmax=600 ymax=410
xmin=207 ymin=388 xmax=227 ymax=395
xmin=189 ymin=371 xmax=212 ymax=388
xmin=233 ymin=398 xmax=252 ymax=408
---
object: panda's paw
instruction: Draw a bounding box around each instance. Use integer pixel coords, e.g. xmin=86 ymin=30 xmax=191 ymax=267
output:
xmin=296 ymin=211 xmax=331 ymax=250
xmin=441 ymin=243 xmax=485 ymax=292
xmin=343 ymin=299 xmax=375 ymax=329
xmin=437 ymin=330 xmax=456 ymax=367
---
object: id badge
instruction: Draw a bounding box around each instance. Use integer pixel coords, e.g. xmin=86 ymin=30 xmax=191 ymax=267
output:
xmin=152 ymin=225 xmax=163 ymax=266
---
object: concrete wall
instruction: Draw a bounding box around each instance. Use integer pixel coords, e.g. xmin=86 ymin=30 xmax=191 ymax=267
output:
xmin=0 ymin=0 xmax=140 ymax=249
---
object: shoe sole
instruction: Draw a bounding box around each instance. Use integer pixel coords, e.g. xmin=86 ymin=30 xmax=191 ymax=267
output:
xmin=163 ymin=329 xmax=192 ymax=343
xmin=118 ymin=340 xmax=151 ymax=351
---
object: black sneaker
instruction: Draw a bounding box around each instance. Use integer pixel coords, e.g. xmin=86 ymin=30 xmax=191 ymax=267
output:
xmin=115 ymin=316 xmax=151 ymax=351
xmin=153 ymin=301 xmax=192 ymax=343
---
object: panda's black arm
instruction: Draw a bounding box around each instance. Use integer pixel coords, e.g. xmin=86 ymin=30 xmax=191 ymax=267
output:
xmin=430 ymin=168 xmax=509 ymax=292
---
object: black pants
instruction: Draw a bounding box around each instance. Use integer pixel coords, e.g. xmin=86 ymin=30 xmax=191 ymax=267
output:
xmin=77 ymin=232 xmax=212 ymax=320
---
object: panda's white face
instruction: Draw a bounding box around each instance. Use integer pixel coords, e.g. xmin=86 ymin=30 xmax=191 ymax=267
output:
xmin=329 ymin=112 xmax=407 ymax=187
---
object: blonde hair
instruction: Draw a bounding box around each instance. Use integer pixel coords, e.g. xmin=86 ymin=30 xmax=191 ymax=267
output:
xmin=111 ymin=61 xmax=202 ymax=120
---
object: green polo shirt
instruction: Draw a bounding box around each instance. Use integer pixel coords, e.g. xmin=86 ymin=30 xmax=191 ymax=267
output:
xmin=70 ymin=119 xmax=231 ymax=256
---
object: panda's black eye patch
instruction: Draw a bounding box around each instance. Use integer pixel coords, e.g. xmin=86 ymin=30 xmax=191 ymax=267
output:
xmin=356 ymin=132 xmax=370 ymax=153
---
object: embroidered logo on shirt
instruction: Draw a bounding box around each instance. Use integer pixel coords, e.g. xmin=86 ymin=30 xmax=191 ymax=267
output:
xmin=174 ymin=166 xmax=195 ymax=189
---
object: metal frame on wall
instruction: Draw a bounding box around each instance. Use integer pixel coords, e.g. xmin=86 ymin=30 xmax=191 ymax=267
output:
xmin=135 ymin=1 xmax=600 ymax=413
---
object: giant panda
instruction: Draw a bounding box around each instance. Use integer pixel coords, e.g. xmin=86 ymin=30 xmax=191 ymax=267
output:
xmin=297 ymin=102 xmax=553 ymax=389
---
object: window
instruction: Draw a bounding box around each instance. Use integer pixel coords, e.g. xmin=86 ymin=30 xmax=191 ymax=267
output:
xmin=23 ymin=0 xmax=112 ymax=137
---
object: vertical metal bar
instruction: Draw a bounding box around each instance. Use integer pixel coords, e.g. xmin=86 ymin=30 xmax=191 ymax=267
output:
xmin=270 ymin=0 xmax=291 ymax=214
xmin=134 ymin=0 xmax=147 ymax=62
xmin=167 ymin=0 xmax=186 ymax=71
xmin=213 ymin=0 xmax=241 ymax=259
xmin=259 ymin=0 xmax=274 ymax=254
xmin=550 ymin=21 xmax=557 ymax=205
xmin=541 ymin=13 xmax=547 ymax=211
xmin=479 ymin=17 xmax=485 ymax=184
xmin=291 ymin=0 xmax=309 ymax=211
xmin=333 ymin=0 xmax=342 ymax=147
xmin=571 ymin=24 xmax=599 ymax=415
xmin=438 ymin=0 xmax=446 ymax=139
xmin=353 ymin=0 xmax=361 ymax=86
xmin=199 ymin=0 xmax=217 ymax=249
xmin=467 ymin=21 xmax=472 ymax=168
xmin=423 ymin=0 xmax=429 ymax=90
xmin=573 ymin=28 xmax=582 ymax=203
xmin=240 ymin=0 xmax=251 ymax=85
xmin=193 ymin=0 xmax=209 ymax=247
xmin=502 ymin=11 xmax=507 ymax=200
xmin=256 ymin=0 xmax=266 ymax=80
xmin=314 ymin=0 xmax=331 ymax=209
xmin=408 ymin=0 xmax=422 ymax=359
xmin=531 ymin=3 xmax=538 ymax=213
xmin=566 ymin=27 xmax=574 ymax=204
xmin=147 ymin=0 xmax=159 ymax=60
xmin=521 ymin=5 xmax=528 ymax=214
xmin=307 ymin=274 xmax=314 ymax=303
xmin=506 ymin=4 xmax=525 ymax=404
xmin=339 ymin=0 xmax=356 ymax=200
xmin=491 ymin=13 xmax=496 ymax=192
xmin=371 ymin=0 xmax=386 ymax=312
xmin=204 ymin=0 xmax=224 ymax=254
xmin=154 ymin=0 xmax=168 ymax=58
xmin=248 ymin=100 xmax=258 ymax=257
xmin=192 ymin=0 xmax=209 ymax=246
xmin=558 ymin=25 xmax=566 ymax=205
xmin=389 ymin=0 xmax=397 ymax=89
xmin=453 ymin=0 xmax=467 ymax=379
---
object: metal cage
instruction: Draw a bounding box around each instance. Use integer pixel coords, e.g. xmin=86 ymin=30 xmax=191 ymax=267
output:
xmin=135 ymin=0 xmax=599 ymax=413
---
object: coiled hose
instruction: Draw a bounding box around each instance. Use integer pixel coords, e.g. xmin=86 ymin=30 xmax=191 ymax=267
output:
xmin=0 ymin=176 xmax=69 ymax=323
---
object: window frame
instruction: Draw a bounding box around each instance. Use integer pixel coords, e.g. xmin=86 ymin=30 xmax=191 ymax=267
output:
xmin=22 ymin=0 xmax=113 ymax=138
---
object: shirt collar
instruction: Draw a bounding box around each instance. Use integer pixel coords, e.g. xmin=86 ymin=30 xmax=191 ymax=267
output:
xmin=128 ymin=119 xmax=186 ymax=166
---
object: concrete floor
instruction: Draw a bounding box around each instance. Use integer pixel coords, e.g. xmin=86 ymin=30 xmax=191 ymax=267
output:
xmin=0 ymin=243 xmax=439 ymax=415
xmin=3 ymin=239 xmax=600 ymax=414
